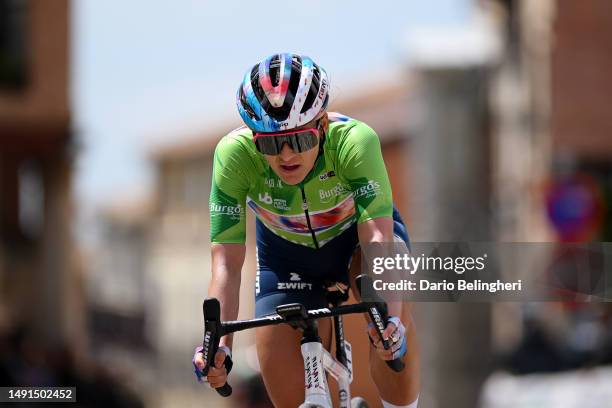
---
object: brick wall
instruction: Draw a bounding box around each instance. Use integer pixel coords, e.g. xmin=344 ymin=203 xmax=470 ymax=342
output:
xmin=551 ymin=0 xmax=612 ymax=159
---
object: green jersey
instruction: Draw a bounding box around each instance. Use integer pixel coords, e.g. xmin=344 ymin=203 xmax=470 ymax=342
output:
xmin=209 ymin=113 xmax=393 ymax=248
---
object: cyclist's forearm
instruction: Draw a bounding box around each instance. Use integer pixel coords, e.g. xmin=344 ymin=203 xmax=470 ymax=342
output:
xmin=209 ymin=243 xmax=245 ymax=349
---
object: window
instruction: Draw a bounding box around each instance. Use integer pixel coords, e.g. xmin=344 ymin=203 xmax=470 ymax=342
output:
xmin=0 ymin=0 xmax=29 ymax=91
xmin=18 ymin=159 xmax=44 ymax=239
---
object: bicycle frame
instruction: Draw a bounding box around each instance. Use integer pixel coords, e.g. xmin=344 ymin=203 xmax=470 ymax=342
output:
xmin=299 ymin=307 xmax=354 ymax=408
xmin=199 ymin=274 xmax=404 ymax=407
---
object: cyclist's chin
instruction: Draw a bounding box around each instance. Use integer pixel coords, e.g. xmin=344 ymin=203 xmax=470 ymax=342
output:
xmin=274 ymin=165 xmax=307 ymax=185
xmin=277 ymin=172 xmax=306 ymax=185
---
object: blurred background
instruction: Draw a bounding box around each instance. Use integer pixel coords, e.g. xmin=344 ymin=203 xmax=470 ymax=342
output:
xmin=1 ymin=0 xmax=611 ymax=407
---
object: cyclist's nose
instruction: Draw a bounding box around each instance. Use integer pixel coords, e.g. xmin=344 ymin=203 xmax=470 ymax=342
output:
xmin=278 ymin=142 xmax=296 ymax=160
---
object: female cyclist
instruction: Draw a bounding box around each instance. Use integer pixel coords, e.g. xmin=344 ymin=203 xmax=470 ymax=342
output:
xmin=193 ymin=53 xmax=420 ymax=408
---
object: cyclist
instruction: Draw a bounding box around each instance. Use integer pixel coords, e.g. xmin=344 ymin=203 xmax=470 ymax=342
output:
xmin=193 ymin=53 xmax=420 ymax=408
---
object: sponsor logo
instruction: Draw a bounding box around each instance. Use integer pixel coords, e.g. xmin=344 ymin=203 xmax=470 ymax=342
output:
xmin=265 ymin=178 xmax=283 ymax=188
xmin=259 ymin=192 xmax=273 ymax=205
xmin=318 ymin=78 xmax=328 ymax=99
xmin=256 ymin=190 xmax=289 ymax=210
xmin=277 ymin=282 xmax=313 ymax=290
xmin=305 ymin=356 xmax=322 ymax=390
xmin=370 ymin=307 xmax=385 ymax=334
xmin=344 ymin=340 xmax=353 ymax=380
xmin=339 ymin=390 xmax=348 ymax=402
xmin=353 ymin=180 xmax=382 ymax=200
xmin=309 ymin=308 xmax=331 ymax=315
xmin=319 ymin=183 xmax=348 ymax=201
xmin=273 ymin=198 xmax=290 ymax=211
xmin=305 ymin=357 xmax=313 ymax=389
xmin=277 ymin=273 xmax=313 ymax=290
xmin=209 ymin=203 xmax=243 ymax=219
xmin=319 ymin=170 xmax=336 ymax=181
xmin=264 ymin=314 xmax=282 ymax=322
xmin=203 ymin=331 xmax=212 ymax=361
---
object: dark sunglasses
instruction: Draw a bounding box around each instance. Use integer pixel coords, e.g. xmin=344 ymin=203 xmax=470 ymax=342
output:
xmin=253 ymin=127 xmax=320 ymax=155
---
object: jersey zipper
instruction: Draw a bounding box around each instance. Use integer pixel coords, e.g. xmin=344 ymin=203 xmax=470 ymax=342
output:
xmin=300 ymin=186 xmax=319 ymax=249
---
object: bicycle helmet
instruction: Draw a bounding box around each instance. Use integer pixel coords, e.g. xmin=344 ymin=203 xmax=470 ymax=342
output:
xmin=236 ymin=53 xmax=330 ymax=132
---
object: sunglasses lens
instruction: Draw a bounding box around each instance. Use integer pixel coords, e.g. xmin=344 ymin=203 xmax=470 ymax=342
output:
xmin=255 ymin=130 xmax=318 ymax=155
xmin=255 ymin=137 xmax=280 ymax=155
xmin=293 ymin=130 xmax=319 ymax=151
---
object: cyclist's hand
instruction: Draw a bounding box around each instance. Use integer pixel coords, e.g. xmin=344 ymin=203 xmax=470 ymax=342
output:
xmin=192 ymin=345 xmax=231 ymax=388
xmin=367 ymin=316 xmax=407 ymax=361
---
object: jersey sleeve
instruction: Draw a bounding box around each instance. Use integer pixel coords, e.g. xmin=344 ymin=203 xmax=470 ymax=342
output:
xmin=337 ymin=121 xmax=393 ymax=223
xmin=209 ymin=135 xmax=253 ymax=243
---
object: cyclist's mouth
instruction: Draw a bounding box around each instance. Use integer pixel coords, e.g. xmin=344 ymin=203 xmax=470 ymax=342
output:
xmin=279 ymin=164 xmax=300 ymax=173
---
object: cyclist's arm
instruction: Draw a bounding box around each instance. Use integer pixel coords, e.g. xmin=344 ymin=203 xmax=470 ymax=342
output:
xmin=209 ymin=243 xmax=245 ymax=349
xmin=208 ymin=133 xmax=255 ymax=348
xmin=357 ymin=218 xmax=404 ymax=319
xmin=339 ymin=122 xmax=404 ymax=318
xmin=357 ymin=217 xmax=394 ymax=243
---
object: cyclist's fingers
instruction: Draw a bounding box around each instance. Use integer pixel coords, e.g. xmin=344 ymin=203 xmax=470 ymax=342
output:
xmin=214 ymin=349 xmax=227 ymax=369
xmin=372 ymin=345 xmax=394 ymax=359
xmin=380 ymin=351 xmax=393 ymax=360
xmin=390 ymin=341 xmax=403 ymax=354
xmin=208 ymin=376 xmax=226 ymax=388
xmin=367 ymin=325 xmax=382 ymax=346
xmin=207 ymin=366 xmax=227 ymax=379
xmin=388 ymin=326 xmax=403 ymax=345
xmin=192 ymin=348 xmax=207 ymax=371
xmin=371 ymin=342 xmax=391 ymax=358
xmin=193 ymin=352 xmax=206 ymax=370
xmin=382 ymin=322 xmax=398 ymax=340
xmin=207 ymin=367 xmax=227 ymax=387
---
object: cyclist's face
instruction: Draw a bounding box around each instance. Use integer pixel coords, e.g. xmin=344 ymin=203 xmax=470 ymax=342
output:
xmin=263 ymin=114 xmax=328 ymax=185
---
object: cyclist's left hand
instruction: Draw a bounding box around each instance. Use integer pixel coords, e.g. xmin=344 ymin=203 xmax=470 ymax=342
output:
xmin=192 ymin=345 xmax=232 ymax=388
xmin=367 ymin=316 xmax=407 ymax=361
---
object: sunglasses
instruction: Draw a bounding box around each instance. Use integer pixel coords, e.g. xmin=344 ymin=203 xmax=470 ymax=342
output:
xmin=253 ymin=127 xmax=320 ymax=155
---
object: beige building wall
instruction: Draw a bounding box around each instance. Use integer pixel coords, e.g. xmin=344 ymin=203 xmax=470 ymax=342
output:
xmin=148 ymin=144 xmax=259 ymax=364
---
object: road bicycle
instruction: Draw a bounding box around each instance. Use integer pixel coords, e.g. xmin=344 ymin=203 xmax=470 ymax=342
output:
xmin=199 ymin=274 xmax=404 ymax=408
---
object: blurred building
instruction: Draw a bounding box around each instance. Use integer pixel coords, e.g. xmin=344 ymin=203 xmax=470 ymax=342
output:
xmin=486 ymin=0 xmax=612 ymax=237
xmin=0 ymin=0 xmax=84 ymax=350
xmin=88 ymin=198 xmax=152 ymax=350
xmin=482 ymin=0 xmax=612 ymax=405
xmin=486 ymin=0 xmax=612 ymax=335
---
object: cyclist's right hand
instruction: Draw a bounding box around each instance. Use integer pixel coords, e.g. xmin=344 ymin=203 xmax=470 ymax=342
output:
xmin=367 ymin=316 xmax=407 ymax=361
xmin=192 ymin=345 xmax=231 ymax=388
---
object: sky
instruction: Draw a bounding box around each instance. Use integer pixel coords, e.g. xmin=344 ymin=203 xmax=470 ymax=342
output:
xmin=71 ymin=0 xmax=472 ymax=211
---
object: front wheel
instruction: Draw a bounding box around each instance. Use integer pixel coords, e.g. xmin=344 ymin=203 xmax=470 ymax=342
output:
xmin=350 ymin=397 xmax=369 ymax=408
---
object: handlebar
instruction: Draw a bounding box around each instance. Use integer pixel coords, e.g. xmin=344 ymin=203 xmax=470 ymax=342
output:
xmin=200 ymin=274 xmax=404 ymax=397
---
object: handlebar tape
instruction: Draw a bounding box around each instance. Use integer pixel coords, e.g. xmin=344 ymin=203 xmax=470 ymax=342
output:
xmin=202 ymin=298 xmax=233 ymax=397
